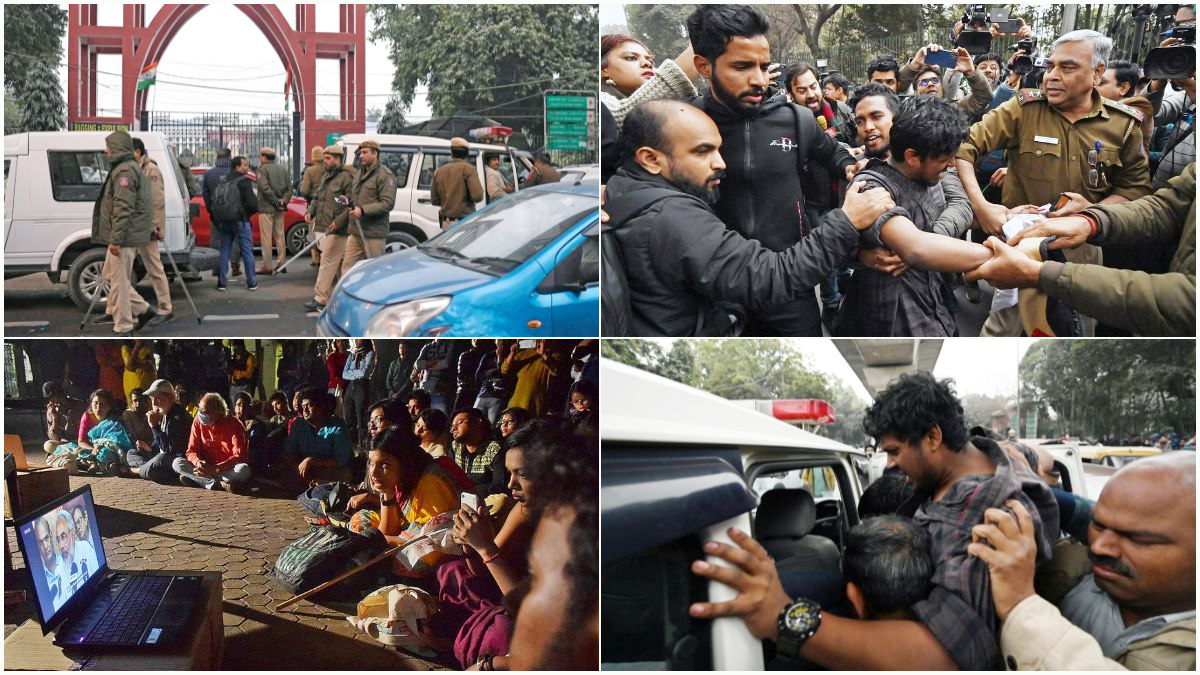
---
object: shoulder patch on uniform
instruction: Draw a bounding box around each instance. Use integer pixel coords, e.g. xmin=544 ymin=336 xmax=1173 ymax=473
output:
xmin=150 ymin=174 xmax=159 ymax=182
xmin=1015 ymin=88 xmax=1046 ymax=105
xmin=388 ymin=177 xmax=396 ymax=187
xmin=1103 ymin=98 xmax=1144 ymax=122
xmin=119 ymin=176 xmax=130 ymax=187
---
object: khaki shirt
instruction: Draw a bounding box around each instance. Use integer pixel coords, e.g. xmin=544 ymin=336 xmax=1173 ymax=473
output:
xmin=138 ymin=155 xmax=166 ymax=232
xmin=299 ymin=162 xmax=325 ymax=201
xmin=484 ymin=166 xmax=508 ymax=202
xmin=958 ymin=89 xmax=1152 ymax=207
xmin=430 ymin=158 xmax=484 ymax=220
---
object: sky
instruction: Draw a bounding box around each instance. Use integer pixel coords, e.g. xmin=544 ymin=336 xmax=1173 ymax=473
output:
xmin=60 ymin=2 xmax=430 ymax=124
xmin=599 ymin=3 xmax=626 ymax=28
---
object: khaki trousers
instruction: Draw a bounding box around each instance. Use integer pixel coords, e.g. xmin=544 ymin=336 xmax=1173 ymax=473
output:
xmin=259 ymin=210 xmax=287 ymax=267
xmin=102 ymin=247 xmax=151 ymax=333
xmin=313 ymin=233 xmax=347 ymax=305
xmin=104 ymin=241 xmax=173 ymax=317
xmin=340 ymin=234 xmax=385 ymax=275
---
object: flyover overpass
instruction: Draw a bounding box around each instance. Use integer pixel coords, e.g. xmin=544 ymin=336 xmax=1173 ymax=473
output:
xmin=834 ymin=339 xmax=943 ymax=397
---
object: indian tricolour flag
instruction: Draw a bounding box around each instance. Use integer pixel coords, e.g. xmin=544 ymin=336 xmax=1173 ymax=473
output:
xmin=136 ymin=62 xmax=157 ymax=91
xmin=284 ymin=71 xmax=292 ymax=112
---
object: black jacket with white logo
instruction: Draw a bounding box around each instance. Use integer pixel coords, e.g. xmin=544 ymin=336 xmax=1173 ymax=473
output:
xmin=695 ymin=89 xmax=855 ymax=251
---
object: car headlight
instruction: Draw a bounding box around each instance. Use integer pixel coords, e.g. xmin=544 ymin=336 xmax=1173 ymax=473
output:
xmin=364 ymin=296 xmax=452 ymax=336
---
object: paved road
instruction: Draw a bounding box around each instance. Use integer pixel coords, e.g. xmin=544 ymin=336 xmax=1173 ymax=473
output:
xmin=4 ymin=253 xmax=329 ymax=337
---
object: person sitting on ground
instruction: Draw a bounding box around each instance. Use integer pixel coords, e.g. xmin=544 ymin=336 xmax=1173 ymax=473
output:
xmin=363 ymin=427 xmax=474 ymax=579
xmin=343 ymin=398 xmax=415 ymax=513
xmin=843 ymin=515 xmax=933 ymax=622
xmin=415 ymin=408 xmax=450 ymax=459
xmin=43 ymin=381 xmax=83 ymax=456
xmin=233 ymin=392 xmax=270 ymax=475
xmin=48 ymin=388 xmax=132 ymax=475
xmin=449 ymin=407 xmax=507 ymax=497
xmin=506 ymin=422 xmax=598 ymax=671
xmin=265 ymin=391 xmax=290 ymax=430
xmin=174 ymin=392 xmax=252 ymax=493
xmin=176 ymin=384 xmax=199 ymax=417
xmin=120 ymin=387 xmax=154 ymax=448
xmin=970 ymin=452 xmax=1196 ymax=670
xmin=441 ymin=419 xmax=561 ymax=669
xmin=406 ymin=389 xmax=432 ymax=422
xmin=281 ymin=386 xmax=353 ymax=488
xmin=496 ymin=407 xmax=531 ymax=445
xmin=126 ymin=379 xmax=192 ymax=484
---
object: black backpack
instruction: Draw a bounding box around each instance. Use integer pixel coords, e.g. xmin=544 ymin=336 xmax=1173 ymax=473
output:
xmin=212 ymin=174 xmax=244 ymax=225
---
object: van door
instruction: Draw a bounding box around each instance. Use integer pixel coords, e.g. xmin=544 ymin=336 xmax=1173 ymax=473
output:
xmin=12 ymin=149 xmax=109 ymax=263
xmin=413 ymin=149 xmax=480 ymax=233
xmin=4 ymin=158 xmax=14 ymax=244
xmin=376 ymin=145 xmax=416 ymax=236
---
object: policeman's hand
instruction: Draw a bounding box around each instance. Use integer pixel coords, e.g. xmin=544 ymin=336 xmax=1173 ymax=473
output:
xmin=967 ymin=499 xmax=1037 ymax=622
xmin=989 ymin=167 xmax=1007 ymax=188
xmin=841 ymin=181 xmax=895 ymax=230
xmin=108 ymin=244 xmax=121 ymax=256
xmin=976 ymin=202 xmax=1010 ymax=237
xmin=153 ymin=227 xmax=165 ymax=241
xmin=1046 ymin=192 xmax=1091 ymax=218
xmin=350 ymin=206 xmax=363 ymax=218
xmin=954 ymin=47 xmax=976 ymax=75
xmin=858 ymin=247 xmax=908 ymax=277
xmin=689 ymin=527 xmax=792 ymax=642
xmin=1008 ymin=215 xmax=1092 ymax=250
xmin=1009 ymin=204 xmax=1041 ymax=216
xmin=964 ymin=237 xmax=1042 ymax=289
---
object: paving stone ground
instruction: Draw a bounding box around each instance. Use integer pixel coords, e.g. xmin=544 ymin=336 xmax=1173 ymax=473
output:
xmin=4 ymin=410 xmax=449 ymax=670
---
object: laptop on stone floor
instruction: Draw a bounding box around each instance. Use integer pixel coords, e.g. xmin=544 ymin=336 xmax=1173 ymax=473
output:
xmin=14 ymin=484 xmax=203 ymax=650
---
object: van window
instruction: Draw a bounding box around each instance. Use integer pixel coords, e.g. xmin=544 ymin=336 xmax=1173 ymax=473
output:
xmin=752 ymin=463 xmax=855 ymax=550
xmin=378 ymin=149 xmax=412 ymax=189
xmin=601 ymin=535 xmax=712 ymax=670
xmin=48 ymin=151 xmax=110 ymax=201
xmin=416 ymin=151 xmax=479 ymax=190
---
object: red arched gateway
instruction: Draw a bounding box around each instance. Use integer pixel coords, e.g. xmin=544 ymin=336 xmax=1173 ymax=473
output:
xmin=67 ymin=3 xmax=365 ymax=172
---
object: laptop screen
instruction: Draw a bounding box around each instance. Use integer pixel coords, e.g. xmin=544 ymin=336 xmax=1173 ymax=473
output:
xmin=16 ymin=485 xmax=108 ymax=628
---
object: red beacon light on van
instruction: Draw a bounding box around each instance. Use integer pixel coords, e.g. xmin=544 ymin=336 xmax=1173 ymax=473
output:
xmin=770 ymin=399 xmax=835 ymax=425
xmin=468 ymin=126 xmax=513 ymax=142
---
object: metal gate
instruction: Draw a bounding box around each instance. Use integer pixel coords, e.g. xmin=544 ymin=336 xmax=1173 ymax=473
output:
xmin=144 ymin=111 xmax=293 ymax=171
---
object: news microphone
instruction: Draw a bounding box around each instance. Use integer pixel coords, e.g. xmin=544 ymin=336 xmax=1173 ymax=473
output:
xmin=816 ymin=115 xmax=828 ymax=129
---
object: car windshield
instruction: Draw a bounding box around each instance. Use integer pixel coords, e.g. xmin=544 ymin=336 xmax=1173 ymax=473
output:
xmin=419 ymin=189 xmax=594 ymax=274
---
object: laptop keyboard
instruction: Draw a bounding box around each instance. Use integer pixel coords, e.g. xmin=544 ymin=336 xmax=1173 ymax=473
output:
xmin=84 ymin=574 xmax=172 ymax=646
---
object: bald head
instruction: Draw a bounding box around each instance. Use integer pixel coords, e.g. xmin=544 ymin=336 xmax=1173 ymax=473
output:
xmin=619 ymin=99 xmax=717 ymax=163
xmin=618 ymin=100 xmax=727 ymax=204
xmin=1088 ymin=451 xmax=1195 ymax=619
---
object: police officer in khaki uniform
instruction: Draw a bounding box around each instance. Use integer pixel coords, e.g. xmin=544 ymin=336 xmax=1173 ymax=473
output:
xmin=91 ymin=131 xmax=155 ymax=335
xmin=299 ymin=145 xmax=326 ymax=267
xmin=130 ymin=137 xmax=173 ymax=326
xmin=430 ymin=137 xmax=484 ymax=229
xmin=343 ymin=139 xmax=398 ymax=273
xmin=255 ymin=146 xmax=293 ymax=273
xmin=304 ymin=145 xmax=355 ymax=312
xmin=955 ymin=29 xmax=1152 ymax=336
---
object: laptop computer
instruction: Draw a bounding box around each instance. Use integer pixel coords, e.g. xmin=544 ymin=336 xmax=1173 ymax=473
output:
xmin=14 ymin=484 xmax=203 ymax=650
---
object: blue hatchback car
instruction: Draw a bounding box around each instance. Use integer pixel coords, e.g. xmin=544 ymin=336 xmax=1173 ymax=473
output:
xmin=317 ymin=179 xmax=599 ymax=337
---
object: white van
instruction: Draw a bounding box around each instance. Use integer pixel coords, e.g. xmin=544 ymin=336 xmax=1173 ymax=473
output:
xmin=3 ymin=131 xmax=214 ymax=308
xmin=336 ymin=133 xmax=533 ymax=251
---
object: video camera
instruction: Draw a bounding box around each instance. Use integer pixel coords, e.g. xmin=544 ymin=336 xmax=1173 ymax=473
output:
xmin=1009 ymin=37 xmax=1039 ymax=74
xmin=957 ymin=4 xmax=993 ymax=55
xmin=1144 ymin=21 xmax=1197 ymax=79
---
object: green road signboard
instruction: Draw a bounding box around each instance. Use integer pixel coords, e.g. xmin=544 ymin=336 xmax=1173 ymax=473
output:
xmin=544 ymin=91 xmax=597 ymax=156
xmin=326 ymin=132 xmax=344 ymax=146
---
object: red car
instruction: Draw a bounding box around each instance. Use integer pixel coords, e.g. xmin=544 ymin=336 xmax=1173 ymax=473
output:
xmin=190 ymin=167 xmax=310 ymax=255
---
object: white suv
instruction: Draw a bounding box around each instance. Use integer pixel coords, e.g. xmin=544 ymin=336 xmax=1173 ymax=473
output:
xmin=336 ymin=133 xmax=533 ymax=252
xmin=4 ymin=131 xmax=212 ymax=307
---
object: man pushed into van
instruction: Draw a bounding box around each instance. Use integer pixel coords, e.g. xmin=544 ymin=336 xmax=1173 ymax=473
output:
xmin=90 ymin=131 xmax=162 ymax=336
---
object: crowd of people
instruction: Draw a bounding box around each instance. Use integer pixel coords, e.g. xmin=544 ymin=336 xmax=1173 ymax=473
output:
xmin=27 ymin=337 xmax=598 ymax=669
xmin=601 ymin=4 xmax=1196 ymax=337
xmin=87 ymin=131 xmax=566 ymax=331
xmin=686 ymin=371 xmax=1195 ymax=670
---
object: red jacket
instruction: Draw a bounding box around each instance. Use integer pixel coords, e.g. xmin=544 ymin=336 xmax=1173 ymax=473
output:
xmin=186 ymin=416 xmax=249 ymax=469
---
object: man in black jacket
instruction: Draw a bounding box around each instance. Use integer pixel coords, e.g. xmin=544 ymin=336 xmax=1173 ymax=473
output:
xmin=605 ymin=99 xmax=894 ymax=336
xmin=686 ymin=4 xmax=857 ymax=335
xmin=202 ymin=148 xmax=241 ymax=276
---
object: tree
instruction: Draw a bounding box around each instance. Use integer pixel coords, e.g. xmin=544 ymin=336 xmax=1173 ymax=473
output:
xmin=625 ymin=4 xmax=694 ymax=60
xmin=377 ymin=97 xmax=408 ymax=134
xmin=824 ymin=379 xmax=870 ymax=446
xmin=369 ymin=4 xmax=595 ymax=132
xmin=601 ymin=339 xmax=667 ymax=375
xmin=14 ymin=60 xmax=64 ymax=132
xmin=689 ymin=340 xmax=831 ymax=402
xmin=4 ymin=4 xmax=67 ymax=90
xmin=787 ymin=4 xmax=842 ymax=58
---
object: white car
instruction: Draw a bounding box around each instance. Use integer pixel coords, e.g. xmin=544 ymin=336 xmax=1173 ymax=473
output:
xmin=335 ymin=133 xmax=533 ymax=252
xmin=4 ymin=131 xmax=212 ymax=308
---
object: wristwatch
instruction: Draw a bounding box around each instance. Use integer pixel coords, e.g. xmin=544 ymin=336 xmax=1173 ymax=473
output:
xmin=776 ymin=597 xmax=822 ymax=660
xmin=379 ymin=493 xmax=398 ymax=507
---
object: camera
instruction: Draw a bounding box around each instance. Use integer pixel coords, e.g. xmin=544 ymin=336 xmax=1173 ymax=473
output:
xmin=1144 ymin=22 xmax=1197 ymax=79
xmin=957 ymin=5 xmax=993 ymax=55
xmin=1009 ymin=37 xmax=1039 ymax=74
